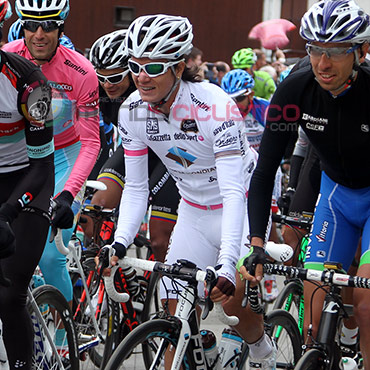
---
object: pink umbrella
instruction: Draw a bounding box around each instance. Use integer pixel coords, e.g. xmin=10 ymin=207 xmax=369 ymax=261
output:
xmin=248 ymin=19 xmax=297 ymax=50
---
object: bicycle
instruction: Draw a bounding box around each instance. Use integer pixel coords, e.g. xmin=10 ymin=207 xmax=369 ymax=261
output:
xmin=0 ymin=265 xmax=79 ymax=370
xmin=101 ymin=253 xmax=299 ymax=370
xmin=250 ymin=260 xmax=367 ymax=369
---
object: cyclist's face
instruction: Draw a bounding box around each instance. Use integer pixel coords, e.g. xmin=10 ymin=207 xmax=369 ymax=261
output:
xmin=130 ymin=57 xmax=184 ymax=104
xmin=24 ymin=26 xmax=59 ymax=65
xmin=96 ymin=68 xmax=131 ymax=99
xmin=310 ymin=42 xmax=363 ymax=95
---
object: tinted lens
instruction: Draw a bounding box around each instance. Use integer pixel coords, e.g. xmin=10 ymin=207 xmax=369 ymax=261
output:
xmin=145 ymin=64 xmax=165 ymax=75
xmin=234 ymin=94 xmax=248 ymax=103
xmin=128 ymin=60 xmax=141 ymax=75
xmin=23 ymin=20 xmax=60 ymax=33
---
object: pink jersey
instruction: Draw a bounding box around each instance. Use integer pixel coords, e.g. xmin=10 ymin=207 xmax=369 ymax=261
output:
xmin=3 ymin=40 xmax=100 ymax=197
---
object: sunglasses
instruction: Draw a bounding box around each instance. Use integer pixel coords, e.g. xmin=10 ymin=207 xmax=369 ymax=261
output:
xmin=128 ymin=59 xmax=183 ymax=78
xmin=96 ymin=70 xmax=130 ymax=85
xmin=20 ymin=20 xmax=64 ymax=33
xmin=305 ymin=44 xmax=360 ymax=62
xmin=233 ymin=91 xmax=252 ymax=103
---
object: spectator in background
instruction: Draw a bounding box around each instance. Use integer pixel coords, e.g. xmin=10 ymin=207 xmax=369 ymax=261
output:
xmin=185 ymin=46 xmax=203 ymax=68
xmin=259 ymin=64 xmax=278 ymax=84
xmin=253 ymin=48 xmax=268 ymax=70
xmin=214 ymin=61 xmax=230 ymax=85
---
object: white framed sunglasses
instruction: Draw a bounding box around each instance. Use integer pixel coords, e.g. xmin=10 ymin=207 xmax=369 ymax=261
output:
xmin=128 ymin=59 xmax=184 ymax=78
xmin=96 ymin=70 xmax=130 ymax=85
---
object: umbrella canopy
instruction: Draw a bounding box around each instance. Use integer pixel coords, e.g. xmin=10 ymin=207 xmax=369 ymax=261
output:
xmin=248 ymin=18 xmax=296 ymax=50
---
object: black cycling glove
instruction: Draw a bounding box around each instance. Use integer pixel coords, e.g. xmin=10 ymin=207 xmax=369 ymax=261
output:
xmin=243 ymin=246 xmax=266 ymax=275
xmin=52 ymin=190 xmax=74 ymax=229
xmin=112 ymin=242 xmax=127 ymax=259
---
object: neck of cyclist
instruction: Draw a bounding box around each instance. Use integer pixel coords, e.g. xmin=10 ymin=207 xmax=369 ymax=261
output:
xmin=151 ymin=66 xmax=182 ymax=116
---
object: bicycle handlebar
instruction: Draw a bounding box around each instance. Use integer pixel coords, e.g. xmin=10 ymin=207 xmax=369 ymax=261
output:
xmin=272 ymin=213 xmax=313 ymax=229
xmin=103 ymin=254 xmax=239 ymax=326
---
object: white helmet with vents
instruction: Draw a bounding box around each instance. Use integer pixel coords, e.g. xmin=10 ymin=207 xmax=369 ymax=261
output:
xmin=300 ymin=0 xmax=370 ymax=44
xmin=126 ymin=14 xmax=193 ymax=60
xmin=15 ymin=0 xmax=70 ymax=21
xmin=90 ymin=30 xmax=129 ymax=70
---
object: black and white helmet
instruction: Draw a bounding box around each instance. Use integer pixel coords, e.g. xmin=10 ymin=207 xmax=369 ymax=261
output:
xmin=300 ymin=0 xmax=370 ymax=44
xmin=126 ymin=14 xmax=193 ymax=60
xmin=89 ymin=30 xmax=129 ymax=70
xmin=15 ymin=0 xmax=70 ymax=20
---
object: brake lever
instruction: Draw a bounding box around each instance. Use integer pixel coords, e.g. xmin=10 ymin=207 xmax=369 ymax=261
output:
xmin=201 ymin=267 xmax=217 ymax=320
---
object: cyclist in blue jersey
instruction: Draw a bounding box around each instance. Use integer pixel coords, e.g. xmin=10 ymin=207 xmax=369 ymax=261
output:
xmin=242 ymin=1 xmax=370 ymax=367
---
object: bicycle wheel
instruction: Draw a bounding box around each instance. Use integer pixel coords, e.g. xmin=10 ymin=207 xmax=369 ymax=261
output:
xmin=105 ymin=318 xmax=194 ymax=370
xmin=273 ymin=280 xmax=303 ymax=333
xmin=295 ymin=348 xmax=327 ymax=370
xmin=28 ymin=284 xmax=79 ymax=370
xmin=140 ymin=271 xmax=162 ymax=322
xmin=265 ymin=309 xmax=302 ymax=369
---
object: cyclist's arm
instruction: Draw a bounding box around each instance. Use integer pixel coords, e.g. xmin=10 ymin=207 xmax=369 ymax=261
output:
xmin=1 ymin=70 xmax=54 ymax=219
xmin=62 ymin=72 xmax=100 ymax=198
xmin=114 ymin=106 xmax=149 ymax=248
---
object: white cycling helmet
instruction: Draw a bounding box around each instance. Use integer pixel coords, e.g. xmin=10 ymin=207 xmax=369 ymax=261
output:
xmin=300 ymin=0 xmax=370 ymax=44
xmin=90 ymin=30 xmax=129 ymax=70
xmin=126 ymin=14 xmax=193 ymax=60
xmin=15 ymin=0 xmax=70 ymax=21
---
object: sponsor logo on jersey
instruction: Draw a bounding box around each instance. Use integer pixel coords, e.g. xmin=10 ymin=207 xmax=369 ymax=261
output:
xmin=174 ymin=132 xmax=198 ymax=141
xmin=215 ymin=132 xmax=238 ymax=148
xmin=166 ymin=147 xmax=197 ymax=167
xmin=129 ymin=99 xmax=143 ymax=111
xmin=0 ymin=111 xmax=12 ymax=119
xmin=146 ymin=118 xmax=159 ymax=134
xmin=302 ymin=113 xmax=328 ymax=132
xmin=213 ymin=119 xmax=235 ymax=136
xmin=316 ymin=220 xmax=329 ymax=242
xmin=190 ymin=93 xmax=211 ymax=112
xmin=28 ymin=100 xmax=49 ymax=125
xmin=361 ymin=124 xmax=369 ymax=133
xmin=180 ymin=119 xmax=198 ymax=133
xmin=316 ymin=250 xmax=326 ymax=258
xmin=208 ymin=176 xmax=217 ymax=183
xmin=48 ymin=81 xmax=73 ymax=91
xmin=64 ymin=59 xmax=88 ymax=76
xmin=147 ymin=134 xmax=171 ymax=141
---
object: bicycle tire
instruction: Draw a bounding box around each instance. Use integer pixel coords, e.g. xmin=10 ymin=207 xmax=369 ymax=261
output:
xmin=140 ymin=271 xmax=162 ymax=322
xmin=265 ymin=309 xmax=302 ymax=369
xmin=294 ymin=348 xmax=327 ymax=370
xmin=105 ymin=318 xmax=195 ymax=370
xmin=273 ymin=280 xmax=303 ymax=333
xmin=28 ymin=284 xmax=79 ymax=370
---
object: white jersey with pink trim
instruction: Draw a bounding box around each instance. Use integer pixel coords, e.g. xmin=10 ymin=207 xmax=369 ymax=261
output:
xmin=3 ymin=40 xmax=100 ymax=197
xmin=116 ymin=81 xmax=258 ymax=272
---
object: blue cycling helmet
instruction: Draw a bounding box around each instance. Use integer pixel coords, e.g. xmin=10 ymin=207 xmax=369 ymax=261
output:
xmin=8 ymin=19 xmax=24 ymax=42
xmin=221 ymin=69 xmax=255 ymax=98
xmin=15 ymin=0 xmax=70 ymax=21
xmin=59 ymin=34 xmax=75 ymax=50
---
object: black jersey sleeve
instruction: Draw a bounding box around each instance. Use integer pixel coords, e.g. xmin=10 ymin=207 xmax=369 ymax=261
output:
xmin=248 ymin=77 xmax=299 ymax=240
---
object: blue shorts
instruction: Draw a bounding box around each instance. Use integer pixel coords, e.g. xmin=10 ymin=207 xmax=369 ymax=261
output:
xmin=304 ymin=172 xmax=370 ymax=272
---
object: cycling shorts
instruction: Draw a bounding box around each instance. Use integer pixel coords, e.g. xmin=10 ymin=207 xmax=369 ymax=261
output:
xmin=98 ymin=146 xmax=179 ymax=222
xmin=304 ymin=172 xmax=370 ymax=272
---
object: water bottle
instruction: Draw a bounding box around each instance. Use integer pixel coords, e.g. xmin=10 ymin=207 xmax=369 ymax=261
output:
xmin=218 ymin=328 xmax=243 ymax=369
xmin=200 ymin=329 xmax=219 ymax=368
xmin=341 ymin=357 xmax=357 ymax=370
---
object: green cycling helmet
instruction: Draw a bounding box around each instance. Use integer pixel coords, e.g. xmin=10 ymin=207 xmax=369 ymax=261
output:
xmin=231 ymin=48 xmax=257 ymax=69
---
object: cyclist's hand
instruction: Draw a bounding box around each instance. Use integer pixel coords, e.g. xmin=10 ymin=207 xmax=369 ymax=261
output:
xmin=277 ymin=188 xmax=295 ymax=215
xmin=0 ymin=220 xmax=16 ymax=259
xmin=210 ymin=276 xmax=235 ymax=303
xmin=51 ymin=191 xmax=74 ymax=229
xmin=97 ymin=242 xmax=127 ymax=277
xmin=240 ymin=246 xmax=266 ymax=284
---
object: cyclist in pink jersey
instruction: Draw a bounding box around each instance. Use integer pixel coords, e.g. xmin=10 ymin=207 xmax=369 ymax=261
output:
xmin=3 ymin=0 xmax=100 ymax=305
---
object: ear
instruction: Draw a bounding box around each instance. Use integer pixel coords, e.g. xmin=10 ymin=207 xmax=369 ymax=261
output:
xmin=359 ymin=42 xmax=369 ymax=64
xmin=175 ymin=61 xmax=186 ymax=78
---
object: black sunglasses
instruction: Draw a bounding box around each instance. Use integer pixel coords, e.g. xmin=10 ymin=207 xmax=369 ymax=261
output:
xmin=21 ymin=20 xmax=64 ymax=33
xmin=233 ymin=93 xmax=250 ymax=103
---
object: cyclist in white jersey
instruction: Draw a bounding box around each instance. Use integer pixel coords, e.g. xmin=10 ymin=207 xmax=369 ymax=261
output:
xmin=104 ymin=14 xmax=277 ymax=370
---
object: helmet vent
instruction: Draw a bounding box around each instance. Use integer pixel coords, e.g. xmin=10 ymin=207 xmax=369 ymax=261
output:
xmin=37 ymin=0 xmax=42 ymax=9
